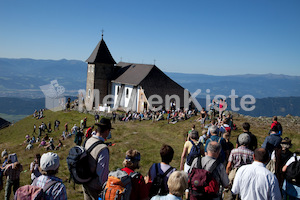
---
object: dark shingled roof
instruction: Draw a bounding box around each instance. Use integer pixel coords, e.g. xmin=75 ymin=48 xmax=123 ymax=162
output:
xmin=140 ymin=67 xmax=186 ymax=107
xmin=113 ymin=62 xmax=187 ymax=107
xmin=112 ymin=62 xmax=154 ymax=85
xmin=86 ymin=38 xmax=116 ymax=64
xmin=0 ymin=117 xmax=11 ymax=130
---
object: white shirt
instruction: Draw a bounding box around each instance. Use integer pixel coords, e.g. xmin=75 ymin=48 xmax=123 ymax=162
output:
xmin=232 ymin=161 xmax=281 ymax=200
xmin=72 ymin=125 xmax=78 ymax=132
xmin=282 ymin=155 xmax=300 ymax=198
xmin=285 ymin=155 xmax=300 ymax=166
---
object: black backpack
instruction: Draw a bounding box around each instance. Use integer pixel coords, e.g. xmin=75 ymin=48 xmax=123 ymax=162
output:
xmin=186 ymin=140 xmax=203 ymax=166
xmin=285 ymin=155 xmax=300 ymax=186
xmin=148 ymin=164 xmax=174 ymax=198
xmin=277 ymin=123 xmax=283 ymax=135
xmin=66 ymin=140 xmax=103 ymax=184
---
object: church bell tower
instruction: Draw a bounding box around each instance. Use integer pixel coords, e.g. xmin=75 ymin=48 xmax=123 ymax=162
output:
xmin=85 ymin=33 xmax=116 ymax=111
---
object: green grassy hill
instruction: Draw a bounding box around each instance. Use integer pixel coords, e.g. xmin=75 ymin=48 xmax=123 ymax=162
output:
xmin=0 ymin=110 xmax=299 ymax=199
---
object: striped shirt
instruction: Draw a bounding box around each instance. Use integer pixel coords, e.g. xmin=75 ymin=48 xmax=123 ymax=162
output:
xmin=228 ymin=146 xmax=254 ymax=168
xmin=32 ymin=175 xmax=67 ymax=200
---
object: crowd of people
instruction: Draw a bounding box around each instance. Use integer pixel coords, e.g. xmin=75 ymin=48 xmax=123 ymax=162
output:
xmin=0 ymin=112 xmax=94 ymax=199
xmin=178 ymin=114 xmax=298 ymax=200
xmin=23 ymin=122 xmax=63 ymax=151
xmin=116 ymin=109 xmax=197 ymax=124
xmin=0 ymin=104 xmax=299 ymax=200
xmin=75 ymin=113 xmax=299 ymax=200
xmin=33 ymin=109 xmax=45 ymax=119
xmin=24 ymin=109 xmax=94 ymax=152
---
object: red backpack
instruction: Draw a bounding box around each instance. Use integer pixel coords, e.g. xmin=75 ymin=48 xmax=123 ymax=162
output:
xmin=14 ymin=180 xmax=57 ymax=200
xmin=188 ymin=157 xmax=220 ymax=200
xmin=85 ymin=128 xmax=92 ymax=139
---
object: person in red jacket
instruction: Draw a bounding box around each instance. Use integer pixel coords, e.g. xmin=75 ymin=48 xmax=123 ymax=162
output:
xmin=121 ymin=149 xmax=150 ymax=200
xmin=270 ymin=116 xmax=282 ymax=135
xmin=85 ymin=125 xmax=94 ymax=139
xmin=271 ymin=116 xmax=279 ymax=129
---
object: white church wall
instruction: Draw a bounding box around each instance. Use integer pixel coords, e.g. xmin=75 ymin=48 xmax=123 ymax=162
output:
xmin=119 ymin=86 xmax=125 ymax=107
xmin=112 ymin=83 xmax=143 ymax=112
xmin=112 ymin=83 xmax=132 ymax=109
xmin=124 ymin=85 xmax=133 ymax=107
xmin=112 ymin=83 xmax=121 ymax=107
xmin=134 ymin=88 xmax=140 ymax=112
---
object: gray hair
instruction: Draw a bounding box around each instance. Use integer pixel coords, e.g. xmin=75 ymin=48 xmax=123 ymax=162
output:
xmin=207 ymin=141 xmax=221 ymax=154
xmin=238 ymin=133 xmax=251 ymax=146
xmin=209 ymin=125 xmax=218 ymax=135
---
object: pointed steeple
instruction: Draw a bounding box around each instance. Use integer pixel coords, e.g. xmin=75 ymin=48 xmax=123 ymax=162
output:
xmin=86 ymin=34 xmax=116 ymax=64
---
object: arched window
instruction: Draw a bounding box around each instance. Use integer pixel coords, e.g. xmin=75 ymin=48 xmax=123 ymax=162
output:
xmin=126 ymin=88 xmax=129 ymax=98
xmin=88 ymin=89 xmax=91 ymax=98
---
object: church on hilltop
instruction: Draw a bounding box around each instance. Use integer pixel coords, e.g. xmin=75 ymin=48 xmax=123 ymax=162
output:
xmin=84 ymin=35 xmax=187 ymax=112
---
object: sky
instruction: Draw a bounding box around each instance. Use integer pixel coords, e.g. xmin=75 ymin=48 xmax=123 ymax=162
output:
xmin=0 ymin=0 xmax=299 ymax=76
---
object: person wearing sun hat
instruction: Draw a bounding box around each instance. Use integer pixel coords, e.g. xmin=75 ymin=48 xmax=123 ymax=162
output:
xmin=276 ymin=137 xmax=293 ymax=188
xmin=3 ymin=154 xmax=23 ymax=200
xmin=82 ymin=117 xmax=113 ymax=200
xmin=31 ymin=152 xmax=67 ymax=199
xmin=280 ymin=137 xmax=293 ymax=164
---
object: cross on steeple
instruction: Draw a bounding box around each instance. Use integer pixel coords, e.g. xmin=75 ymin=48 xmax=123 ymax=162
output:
xmin=101 ymin=29 xmax=104 ymax=39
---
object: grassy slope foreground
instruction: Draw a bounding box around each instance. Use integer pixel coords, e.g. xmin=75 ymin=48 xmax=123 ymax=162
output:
xmin=0 ymin=110 xmax=299 ymax=199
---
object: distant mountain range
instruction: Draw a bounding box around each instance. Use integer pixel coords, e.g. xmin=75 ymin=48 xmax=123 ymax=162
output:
xmin=0 ymin=58 xmax=300 ymax=119
xmin=0 ymin=58 xmax=86 ymax=98
xmin=166 ymin=72 xmax=300 ymax=99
